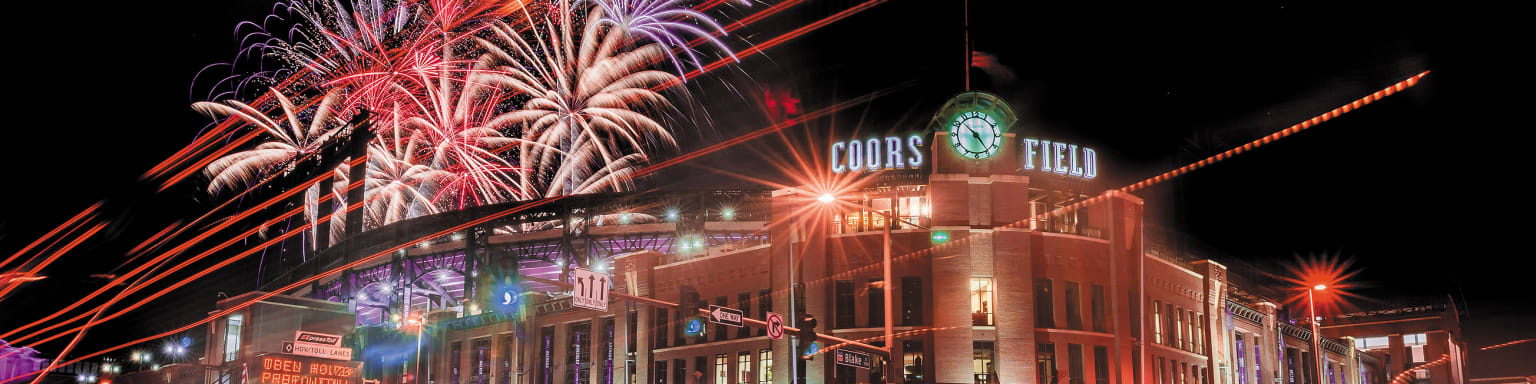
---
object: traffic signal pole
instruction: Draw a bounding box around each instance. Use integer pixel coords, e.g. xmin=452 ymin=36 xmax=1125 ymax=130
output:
xmin=523 ymin=276 xmax=889 ymax=355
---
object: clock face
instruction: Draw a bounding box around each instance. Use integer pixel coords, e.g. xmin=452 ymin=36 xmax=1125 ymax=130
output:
xmin=949 ymin=111 xmax=1002 ymax=159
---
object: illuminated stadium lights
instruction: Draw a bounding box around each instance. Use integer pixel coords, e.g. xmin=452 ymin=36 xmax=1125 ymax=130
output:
xmin=721 ymin=208 xmax=735 ymax=220
xmin=619 ymin=212 xmax=632 ymax=224
xmin=664 ymin=208 xmax=679 ymax=221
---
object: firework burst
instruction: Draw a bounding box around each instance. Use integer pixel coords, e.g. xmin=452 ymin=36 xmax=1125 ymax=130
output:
xmin=588 ymin=0 xmax=743 ymax=78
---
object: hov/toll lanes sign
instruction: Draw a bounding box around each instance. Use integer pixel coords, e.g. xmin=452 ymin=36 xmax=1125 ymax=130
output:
xmin=765 ymin=312 xmax=785 ymax=339
xmin=709 ymin=305 xmax=743 ymax=327
xmin=572 ymin=268 xmax=610 ymax=311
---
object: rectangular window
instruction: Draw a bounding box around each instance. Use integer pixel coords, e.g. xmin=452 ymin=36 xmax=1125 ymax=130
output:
xmin=1236 ymin=334 xmax=1247 ymax=384
xmin=568 ymin=322 xmax=590 ymax=384
xmin=739 ymin=293 xmax=753 ymax=339
xmin=473 ymin=338 xmax=491 ymax=384
xmin=1068 ymin=344 xmax=1085 ymax=384
xmin=452 ymin=340 xmax=464 ymax=384
xmin=1065 ymin=282 xmax=1083 ymax=330
xmin=1093 ymin=346 xmax=1109 ymax=384
xmin=715 ymin=296 xmax=729 ymax=341
xmin=973 ymin=341 xmax=995 ymax=384
xmin=1154 ymin=300 xmax=1163 ymax=345
xmin=901 ymin=277 xmax=923 ymax=326
xmin=503 ymin=334 xmax=516 ymax=384
xmin=1194 ymin=313 xmax=1204 ymax=353
xmin=1091 ymin=285 xmax=1106 ymax=333
xmin=758 ymin=290 xmax=771 ymax=336
xmin=1179 ymin=362 xmax=1188 ymax=384
xmin=1165 ymin=304 xmax=1175 ymax=346
xmin=869 ymin=279 xmax=885 ymax=328
xmin=759 ymin=349 xmax=773 ymax=384
xmin=1254 ymin=338 xmax=1263 ymax=384
xmin=605 ymin=318 xmax=616 ymax=384
xmin=738 ymin=351 xmax=751 ymax=384
xmin=1156 ymin=357 xmax=1165 ymax=384
xmin=655 ymin=308 xmax=669 ymax=349
xmin=836 ymin=280 xmax=855 ymax=329
xmin=715 ymin=354 xmax=729 ymax=384
xmin=903 ymin=341 xmax=926 ymax=384
xmin=696 ymin=357 xmax=707 ymax=384
xmin=1036 ymin=278 xmax=1055 ymax=328
xmin=1176 ymin=308 xmax=1186 ymax=350
xmin=1037 ymin=343 xmax=1057 ymax=384
xmin=971 ymin=277 xmax=995 ymax=326
xmin=1354 ymin=336 xmax=1390 ymax=350
xmin=674 ymin=359 xmax=686 ymax=384
xmin=655 ymin=361 xmax=667 ymax=384
xmin=223 ymin=314 xmax=242 ymax=363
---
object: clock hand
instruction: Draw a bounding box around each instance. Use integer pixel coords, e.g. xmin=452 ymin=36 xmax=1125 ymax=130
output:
xmin=969 ymin=124 xmax=985 ymax=148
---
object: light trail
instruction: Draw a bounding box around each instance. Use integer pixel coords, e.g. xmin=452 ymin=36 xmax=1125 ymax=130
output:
xmin=0 ymin=222 xmax=109 ymax=304
xmin=1389 ymin=354 xmax=1448 ymax=384
xmin=143 ymin=69 xmax=312 ymax=180
xmin=0 ymin=161 xmax=347 ymax=340
xmin=710 ymin=71 xmax=1434 ymax=312
xmin=9 ymin=205 xmax=306 ymax=344
xmin=1479 ymin=338 xmax=1534 ymax=351
xmin=9 ymin=196 xmax=568 ymax=382
xmin=20 ymin=82 xmax=912 ymax=373
xmin=656 ymin=0 xmax=886 ymax=87
xmin=0 ymin=203 xmax=99 ymax=270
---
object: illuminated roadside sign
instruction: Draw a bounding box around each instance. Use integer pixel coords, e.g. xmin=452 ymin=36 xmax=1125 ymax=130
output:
xmin=252 ymin=353 xmax=361 ymax=384
xmin=1020 ymin=138 xmax=1097 ymax=180
xmin=294 ymin=331 xmax=343 ymax=347
xmin=831 ymin=134 xmax=924 ymax=173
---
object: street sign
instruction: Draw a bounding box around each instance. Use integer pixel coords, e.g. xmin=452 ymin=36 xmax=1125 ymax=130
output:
xmin=283 ymin=341 xmax=353 ymax=361
xmin=708 ymin=305 xmax=743 ymax=327
xmin=765 ymin=312 xmax=785 ymax=339
xmin=833 ymin=349 xmax=873 ymax=370
xmin=571 ymin=268 xmax=610 ymax=311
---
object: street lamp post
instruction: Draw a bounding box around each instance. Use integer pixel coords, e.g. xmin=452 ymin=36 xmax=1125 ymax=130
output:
xmin=1308 ymin=285 xmax=1325 ymax=384
xmin=818 ymin=191 xmax=920 ymax=384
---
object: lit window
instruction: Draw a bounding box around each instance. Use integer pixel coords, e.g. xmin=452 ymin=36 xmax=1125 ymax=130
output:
xmin=738 ymin=352 xmax=751 ymax=384
xmin=758 ymin=349 xmax=773 ymax=384
xmin=971 ymin=278 xmax=995 ymax=326
xmin=973 ymin=341 xmax=996 ymax=384
xmin=1153 ymin=301 xmax=1163 ymax=344
xmin=1354 ymin=336 xmax=1390 ymax=350
xmin=1403 ymin=333 xmax=1427 ymax=346
xmin=715 ymin=354 xmax=728 ymax=384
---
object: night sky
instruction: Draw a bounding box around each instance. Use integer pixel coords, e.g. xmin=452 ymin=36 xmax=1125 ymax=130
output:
xmin=4 ymin=0 xmax=1528 ymax=378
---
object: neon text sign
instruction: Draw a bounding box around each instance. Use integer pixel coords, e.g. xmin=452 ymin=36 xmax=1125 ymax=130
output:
xmin=1021 ymin=138 xmax=1097 ymax=179
xmin=831 ymin=134 xmax=924 ymax=173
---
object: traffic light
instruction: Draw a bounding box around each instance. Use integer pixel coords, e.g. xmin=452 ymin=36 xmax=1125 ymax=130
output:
xmin=797 ymin=313 xmax=818 ymax=360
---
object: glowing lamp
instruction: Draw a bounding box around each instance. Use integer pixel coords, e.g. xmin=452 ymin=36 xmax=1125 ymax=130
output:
xmin=1313 ymin=284 xmax=1326 ymax=291
xmin=931 ymin=231 xmax=950 ymax=243
xmin=817 ymin=194 xmax=835 ymax=203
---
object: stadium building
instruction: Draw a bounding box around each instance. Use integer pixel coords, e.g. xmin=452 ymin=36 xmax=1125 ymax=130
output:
xmin=203 ymin=92 xmax=1465 ymax=384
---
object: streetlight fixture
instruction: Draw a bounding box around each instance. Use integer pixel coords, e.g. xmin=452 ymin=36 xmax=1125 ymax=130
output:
xmin=815 ymin=190 xmax=929 ymax=383
xmin=1308 ymin=284 xmax=1326 ymax=384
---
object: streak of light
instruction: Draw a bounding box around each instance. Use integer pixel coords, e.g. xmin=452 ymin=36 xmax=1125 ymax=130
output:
xmin=634 ymin=85 xmax=904 ymax=176
xmin=143 ymin=70 xmax=312 ymax=180
xmin=13 ymin=196 xmax=567 ymax=380
xmin=0 ymin=162 xmax=346 ymax=340
xmin=1480 ymin=338 xmax=1535 ymax=351
xmin=9 ymin=205 xmax=306 ymax=344
xmin=1389 ymin=354 xmax=1448 ymax=384
xmin=0 ymin=222 xmax=109 ymax=303
xmin=655 ymin=0 xmax=887 ymax=87
xmin=720 ymin=71 xmax=1433 ymax=312
xmin=24 ymin=81 xmax=914 ymax=371
xmin=0 ymin=202 xmax=100 ymax=270
xmin=18 ymin=205 xmax=320 ymax=347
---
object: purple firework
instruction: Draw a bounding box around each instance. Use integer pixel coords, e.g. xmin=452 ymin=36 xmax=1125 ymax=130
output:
xmin=588 ymin=0 xmax=743 ymax=79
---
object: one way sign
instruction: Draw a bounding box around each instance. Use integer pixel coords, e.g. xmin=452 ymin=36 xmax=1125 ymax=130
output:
xmin=572 ymin=268 xmax=610 ymax=311
xmin=708 ymin=305 xmax=743 ymax=327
